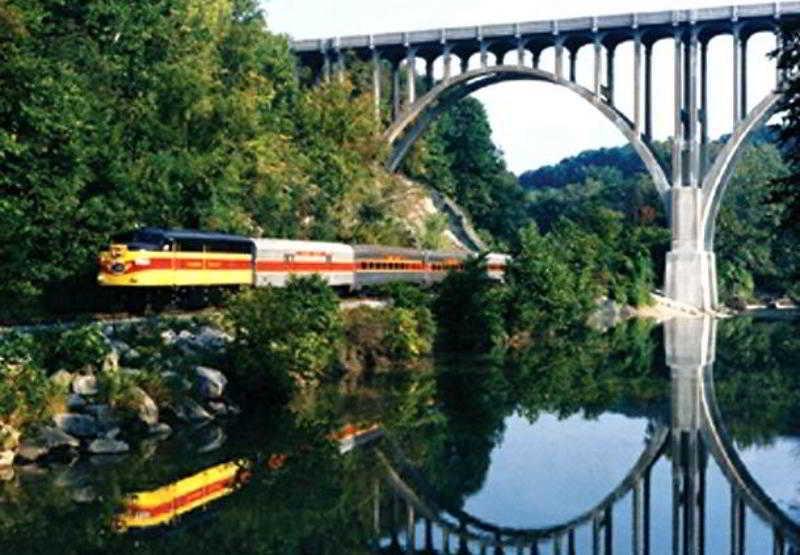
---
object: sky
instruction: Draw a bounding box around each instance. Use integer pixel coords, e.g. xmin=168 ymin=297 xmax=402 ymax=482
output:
xmin=262 ymin=0 xmax=783 ymax=174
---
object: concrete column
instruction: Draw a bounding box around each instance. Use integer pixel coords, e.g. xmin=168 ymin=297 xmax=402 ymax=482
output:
xmin=334 ymin=51 xmax=345 ymax=83
xmin=392 ymin=62 xmax=402 ymax=119
xmin=555 ymin=39 xmax=565 ymax=80
xmin=569 ymin=49 xmax=577 ymax=82
xmin=372 ymin=50 xmax=382 ymax=122
xmin=517 ymin=40 xmax=526 ymax=66
xmin=634 ymin=35 xmax=643 ymax=134
xmin=593 ymin=39 xmax=603 ymax=97
xmin=700 ymin=41 xmax=709 ymax=178
xmin=665 ymin=317 xmax=715 ymax=555
xmin=605 ymin=44 xmax=616 ymax=105
xmin=405 ymin=49 xmax=417 ymax=105
xmin=673 ymin=31 xmax=685 ymax=188
xmin=460 ymin=55 xmax=469 ymax=74
xmin=733 ymin=26 xmax=743 ymax=126
xmin=740 ymin=34 xmax=749 ymax=118
xmin=532 ymin=50 xmax=541 ymax=69
xmin=480 ymin=41 xmax=489 ymax=69
xmin=665 ymin=188 xmax=718 ymax=310
xmin=425 ymin=59 xmax=435 ymax=90
xmin=443 ymin=45 xmax=453 ymax=80
xmin=731 ymin=486 xmax=746 ymax=555
xmin=687 ymin=30 xmax=701 ymax=188
xmin=322 ymin=51 xmax=332 ymax=82
xmin=644 ymin=42 xmax=654 ymax=142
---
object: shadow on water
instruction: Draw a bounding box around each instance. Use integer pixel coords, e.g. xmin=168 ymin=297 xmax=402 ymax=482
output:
xmin=2 ymin=318 xmax=800 ymax=554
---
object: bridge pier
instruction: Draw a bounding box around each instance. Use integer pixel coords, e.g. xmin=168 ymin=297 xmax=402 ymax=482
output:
xmin=665 ymin=187 xmax=718 ymax=311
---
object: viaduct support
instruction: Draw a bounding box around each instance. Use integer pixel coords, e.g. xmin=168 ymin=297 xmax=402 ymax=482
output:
xmin=665 ymin=188 xmax=718 ymax=312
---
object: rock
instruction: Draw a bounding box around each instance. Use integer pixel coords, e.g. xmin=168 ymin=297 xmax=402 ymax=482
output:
xmin=207 ymin=402 xmax=227 ymax=416
xmin=49 ymin=370 xmax=74 ymax=389
xmin=160 ymin=329 xmax=177 ymax=346
xmin=101 ymin=350 xmax=120 ymax=373
xmin=195 ymin=366 xmax=227 ymax=399
xmin=148 ymin=423 xmax=172 ymax=438
xmin=178 ymin=329 xmax=194 ymax=340
xmin=227 ymin=403 xmax=241 ymax=416
xmin=83 ymin=404 xmax=117 ymax=432
xmin=131 ymin=387 xmax=159 ymax=426
xmin=72 ymin=375 xmax=98 ymax=396
xmin=66 ymin=393 xmax=87 ymax=411
xmin=53 ymin=413 xmax=98 ymax=438
xmin=101 ymin=324 xmax=115 ymax=338
xmin=0 ymin=423 xmax=21 ymax=450
xmin=196 ymin=426 xmax=226 ymax=453
xmin=109 ymin=340 xmax=130 ymax=355
xmin=0 ymin=467 xmax=13 ymax=481
xmin=123 ymin=349 xmax=141 ymax=363
xmin=88 ymin=438 xmax=129 ymax=455
xmin=195 ymin=326 xmax=231 ymax=350
xmin=0 ymin=450 xmax=15 ymax=467
xmin=161 ymin=371 xmax=192 ymax=392
xmin=38 ymin=426 xmax=80 ymax=449
xmin=71 ymin=486 xmax=97 ymax=503
xmin=16 ymin=441 xmax=49 ymax=462
xmin=104 ymin=427 xmax=121 ymax=440
xmin=174 ymin=398 xmax=214 ymax=423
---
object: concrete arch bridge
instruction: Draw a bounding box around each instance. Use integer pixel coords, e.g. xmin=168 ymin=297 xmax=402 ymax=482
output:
xmin=292 ymin=3 xmax=800 ymax=311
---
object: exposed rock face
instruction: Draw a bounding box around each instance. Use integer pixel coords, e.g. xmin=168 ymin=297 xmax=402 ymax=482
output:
xmin=0 ymin=423 xmax=20 ymax=451
xmin=72 ymin=375 xmax=98 ymax=396
xmin=131 ymin=387 xmax=159 ymax=426
xmin=195 ymin=366 xmax=227 ymax=399
xmin=53 ymin=414 xmax=98 ymax=438
xmin=88 ymin=438 xmax=129 ymax=455
xmin=0 ymin=450 xmax=15 ymax=467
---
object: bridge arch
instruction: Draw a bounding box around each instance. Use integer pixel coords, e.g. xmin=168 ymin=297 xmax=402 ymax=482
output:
xmin=383 ymin=65 xmax=672 ymax=207
xmin=376 ymin=425 xmax=669 ymax=550
xmin=699 ymin=361 xmax=800 ymax=548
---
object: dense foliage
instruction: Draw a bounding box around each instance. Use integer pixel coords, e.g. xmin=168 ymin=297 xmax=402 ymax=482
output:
xmin=0 ymin=0 xmax=421 ymax=320
xmin=774 ymin=21 xmax=800 ymax=233
xmin=403 ymin=97 xmax=528 ymax=247
xmin=225 ymin=276 xmax=344 ymax=398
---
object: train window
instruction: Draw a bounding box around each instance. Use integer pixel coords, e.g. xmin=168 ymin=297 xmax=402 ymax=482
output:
xmin=111 ymin=231 xmax=135 ymax=244
xmin=205 ymin=240 xmax=251 ymax=254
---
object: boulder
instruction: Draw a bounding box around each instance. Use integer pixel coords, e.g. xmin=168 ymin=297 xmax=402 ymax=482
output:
xmin=103 ymin=427 xmax=121 ymax=440
xmin=196 ymin=426 xmax=226 ymax=453
xmin=177 ymin=329 xmax=194 ymax=341
xmin=174 ymin=398 xmax=214 ymax=423
xmin=195 ymin=366 xmax=227 ymax=399
xmin=160 ymin=329 xmax=177 ymax=346
xmin=148 ymin=423 xmax=173 ymax=438
xmin=66 ymin=393 xmax=87 ymax=411
xmin=83 ymin=404 xmax=118 ymax=432
xmin=0 ymin=450 xmax=14 ymax=467
xmin=109 ymin=340 xmax=130 ymax=356
xmin=101 ymin=324 xmax=115 ymax=338
xmin=122 ymin=349 xmax=141 ymax=364
xmin=88 ymin=438 xmax=129 ymax=455
xmin=16 ymin=441 xmax=49 ymax=462
xmin=72 ymin=375 xmax=98 ymax=396
xmin=131 ymin=387 xmax=159 ymax=426
xmin=38 ymin=426 xmax=80 ymax=449
xmin=49 ymin=370 xmax=74 ymax=389
xmin=207 ymin=402 xmax=228 ymax=416
xmin=71 ymin=486 xmax=97 ymax=504
xmin=53 ymin=413 xmax=98 ymax=438
xmin=161 ymin=371 xmax=192 ymax=392
xmin=0 ymin=467 xmax=13 ymax=481
xmin=195 ymin=326 xmax=231 ymax=350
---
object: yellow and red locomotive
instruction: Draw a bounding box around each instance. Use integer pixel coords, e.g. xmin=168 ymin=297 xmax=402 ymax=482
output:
xmin=98 ymin=228 xmax=508 ymax=295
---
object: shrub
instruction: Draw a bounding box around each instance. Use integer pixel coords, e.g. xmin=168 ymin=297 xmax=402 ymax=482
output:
xmin=225 ymin=276 xmax=343 ymax=399
xmin=433 ymin=256 xmax=509 ymax=353
xmin=52 ymin=325 xmax=110 ymax=371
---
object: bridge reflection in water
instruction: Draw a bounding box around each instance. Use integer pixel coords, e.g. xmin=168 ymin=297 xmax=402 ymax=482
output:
xmin=369 ymin=317 xmax=800 ymax=555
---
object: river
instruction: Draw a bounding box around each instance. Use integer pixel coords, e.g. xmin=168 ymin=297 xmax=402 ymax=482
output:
xmin=1 ymin=316 xmax=799 ymax=554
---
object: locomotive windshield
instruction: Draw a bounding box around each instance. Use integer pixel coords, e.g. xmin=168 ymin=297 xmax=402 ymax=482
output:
xmin=112 ymin=230 xmax=170 ymax=250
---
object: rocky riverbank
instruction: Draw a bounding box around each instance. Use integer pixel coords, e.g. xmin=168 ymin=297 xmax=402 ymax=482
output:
xmin=0 ymin=320 xmax=240 ymax=481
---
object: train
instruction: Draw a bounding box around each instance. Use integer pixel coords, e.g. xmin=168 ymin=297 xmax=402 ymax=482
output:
xmin=97 ymin=228 xmax=509 ymax=296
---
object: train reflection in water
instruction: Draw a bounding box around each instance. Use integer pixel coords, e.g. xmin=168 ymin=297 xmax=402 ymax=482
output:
xmin=370 ymin=318 xmax=800 ymax=555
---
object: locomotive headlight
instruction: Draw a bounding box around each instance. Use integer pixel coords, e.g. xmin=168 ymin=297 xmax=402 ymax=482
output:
xmin=134 ymin=258 xmax=151 ymax=267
